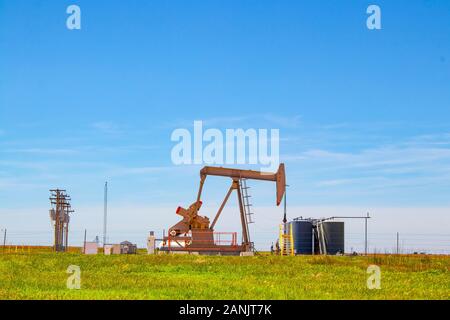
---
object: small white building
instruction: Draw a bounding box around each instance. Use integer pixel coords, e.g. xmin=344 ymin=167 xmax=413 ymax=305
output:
xmin=147 ymin=231 xmax=156 ymax=254
xmin=84 ymin=242 xmax=98 ymax=255
xmin=120 ymin=241 xmax=137 ymax=254
xmin=104 ymin=244 xmax=113 ymax=255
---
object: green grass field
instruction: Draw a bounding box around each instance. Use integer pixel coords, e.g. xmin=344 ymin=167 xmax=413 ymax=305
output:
xmin=0 ymin=251 xmax=448 ymax=300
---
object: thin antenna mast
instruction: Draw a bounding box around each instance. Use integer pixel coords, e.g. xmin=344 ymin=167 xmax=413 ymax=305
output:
xmin=103 ymin=182 xmax=108 ymax=247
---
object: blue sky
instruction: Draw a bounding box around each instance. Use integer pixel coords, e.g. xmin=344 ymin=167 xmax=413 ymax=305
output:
xmin=0 ymin=1 xmax=449 ymax=252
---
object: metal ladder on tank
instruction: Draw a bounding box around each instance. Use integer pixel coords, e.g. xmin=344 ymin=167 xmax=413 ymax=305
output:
xmin=279 ymin=223 xmax=294 ymax=256
xmin=240 ymin=179 xmax=255 ymax=250
xmin=316 ymin=222 xmax=327 ymax=255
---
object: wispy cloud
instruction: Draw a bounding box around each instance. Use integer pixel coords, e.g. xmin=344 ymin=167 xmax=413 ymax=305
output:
xmin=0 ymin=178 xmax=47 ymax=190
xmin=161 ymin=113 xmax=302 ymax=129
xmin=91 ymin=121 xmax=122 ymax=135
xmin=1 ymin=148 xmax=78 ymax=155
xmin=296 ymin=146 xmax=450 ymax=170
xmin=262 ymin=114 xmax=301 ymax=128
xmin=107 ymin=165 xmax=177 ymax=176
xmin=405 ymin=133 xmax=450 ymax=147
xmin=282 ymin=130 xmax=450 ymax=200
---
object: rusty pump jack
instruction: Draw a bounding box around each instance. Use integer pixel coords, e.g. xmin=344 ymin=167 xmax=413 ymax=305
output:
xmin=164 ymin=164 xmax=286 ymax=254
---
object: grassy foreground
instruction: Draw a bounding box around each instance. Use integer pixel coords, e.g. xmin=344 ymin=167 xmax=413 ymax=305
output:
xmin=0 ymin=251 xmax=448 ymax=300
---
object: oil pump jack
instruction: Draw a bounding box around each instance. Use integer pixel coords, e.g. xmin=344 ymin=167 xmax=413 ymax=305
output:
xmin=162 ymin=164 xmax=286 ymax=255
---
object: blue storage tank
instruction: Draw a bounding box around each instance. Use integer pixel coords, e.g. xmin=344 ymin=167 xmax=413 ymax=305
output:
xmin=322 ymin=221 xmax=345 ymax=255
xmin=290 ymin=220 xmax=313 ymax=255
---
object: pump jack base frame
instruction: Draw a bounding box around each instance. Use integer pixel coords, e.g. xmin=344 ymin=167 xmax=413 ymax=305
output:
xmin=159 ymin=245 xmax=246 ymax=256
xmin=161 ymin=228 xmax=251 ymax=256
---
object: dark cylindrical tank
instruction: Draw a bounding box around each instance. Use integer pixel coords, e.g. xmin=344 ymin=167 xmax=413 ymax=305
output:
xmin=290 ymin=220 xmax=313 ymax=255
xmin=322 ymin=221 xmax=344 ymax=255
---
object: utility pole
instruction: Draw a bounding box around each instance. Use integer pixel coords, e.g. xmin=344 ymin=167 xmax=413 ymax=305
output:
xmin=83 ymin=229 xmax=87 ymax=254
xmin=103 ymin=182 xmax=108 ymax=247
xmin=49 ymin=189 xmax=73 ymax=252
xmin=396 ymin=232 xmax=400 ymax=255
xmin=2 ymin=229 xmax=6 ymax=253
xmin=365 ymin=212 xmax=370 ymax=255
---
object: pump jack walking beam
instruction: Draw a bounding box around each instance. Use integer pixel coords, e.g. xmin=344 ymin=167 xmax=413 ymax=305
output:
xmin=197 ymin=164 xmax=286 ymax=205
